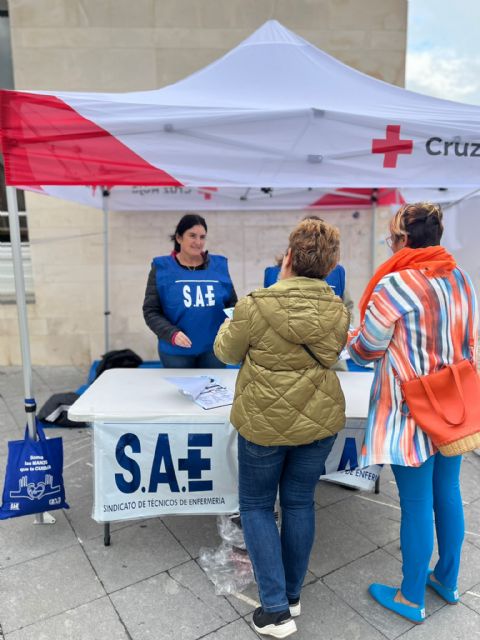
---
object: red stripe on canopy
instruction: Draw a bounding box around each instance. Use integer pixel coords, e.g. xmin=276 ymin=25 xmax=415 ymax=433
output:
xmin=0 ymin=90 xmax=182 ymax=186
xmin=309 ymin=188 xmax=404 ymax=209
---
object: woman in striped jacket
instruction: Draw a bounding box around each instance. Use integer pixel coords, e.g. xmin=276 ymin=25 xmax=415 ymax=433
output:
xmin=348 ymin=202 xmax=478 ymax=624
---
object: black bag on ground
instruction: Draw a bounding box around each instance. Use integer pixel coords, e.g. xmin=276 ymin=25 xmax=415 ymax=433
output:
xmin=38 ymin=392 xmax=86 ymax=428
xmin=95 ymin=348 xmax=143 ymax=379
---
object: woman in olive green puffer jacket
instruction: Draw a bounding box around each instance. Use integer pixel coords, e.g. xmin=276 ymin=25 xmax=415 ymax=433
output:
xmin=214 ymin=219 xmax=349 ymax=638
xmin=214 ymin=275 xmax=349 ymax=446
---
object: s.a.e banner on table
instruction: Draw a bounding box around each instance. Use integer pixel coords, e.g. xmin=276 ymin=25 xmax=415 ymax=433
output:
xmin=93 ymin=421 xmax=238 ymax=522
xmin=321 ymin=418 xmax=381 ymax=491
xmin=93 ymin=417 xmax=379 ymax=522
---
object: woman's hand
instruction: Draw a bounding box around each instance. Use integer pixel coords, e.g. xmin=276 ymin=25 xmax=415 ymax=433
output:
xmin=174 ymin=331 xmax=192 ymax=348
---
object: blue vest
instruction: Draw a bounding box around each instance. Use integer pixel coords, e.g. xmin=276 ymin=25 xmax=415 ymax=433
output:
xmin=263 ymin=264 xmax=346 ymax=299
xmin=154 ymin=254 xmax=234 ymax=356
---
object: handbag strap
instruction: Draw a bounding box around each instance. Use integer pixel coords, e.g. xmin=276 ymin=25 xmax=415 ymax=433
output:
xmin=419 ymin=365 xmax=466 ymax=425
xmin=24 ymin=418 xmax=46 ymax=442
xmin=302 ymin=344 xmax=323 ymax=365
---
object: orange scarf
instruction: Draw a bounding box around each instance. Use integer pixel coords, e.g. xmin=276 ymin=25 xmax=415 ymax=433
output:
xmin=359 ymin=246 xmax=456 ymax=321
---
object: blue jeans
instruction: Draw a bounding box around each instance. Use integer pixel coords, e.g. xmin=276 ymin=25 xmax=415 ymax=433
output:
xmin=238 ymin=433 xmax=336 ymax=612
xmin=392 ymin=453 xmax=464 ymax=606
xmin=159 ymin=350 xmax=225 ymax=368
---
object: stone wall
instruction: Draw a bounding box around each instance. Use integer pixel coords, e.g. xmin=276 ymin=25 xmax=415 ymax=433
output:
xmin=2 ymin=0 xmax=407 ymax=364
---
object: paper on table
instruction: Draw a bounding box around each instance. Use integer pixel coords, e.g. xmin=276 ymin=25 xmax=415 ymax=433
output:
xmin=165 ymin=376 xmax=212 ymax=400
xmin=165 ymin=376 xmax=234 ymax=410
xmin=195 ymin=384 xmax=234 ymax=410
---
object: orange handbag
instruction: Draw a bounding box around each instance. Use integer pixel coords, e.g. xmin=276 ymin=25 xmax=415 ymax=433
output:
xmin=401 ymin=358 xmax=480 ymax=456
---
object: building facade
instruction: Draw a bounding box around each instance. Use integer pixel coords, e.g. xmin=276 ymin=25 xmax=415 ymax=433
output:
xmin=1 ymin=0 xmax=407 ymax=365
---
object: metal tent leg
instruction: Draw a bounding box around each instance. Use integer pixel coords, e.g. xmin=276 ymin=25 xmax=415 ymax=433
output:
xmin=6 ymin=186 xmax=54 ymax=525
xmin=102 ymin=188 xmax=111 ymax=353
xmin=104 ymin=523 xmax=111 ymax=546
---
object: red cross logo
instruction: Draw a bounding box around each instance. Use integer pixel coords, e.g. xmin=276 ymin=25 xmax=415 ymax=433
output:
xmin=197 ymin=187 xmax=218 ymax=200
xmin=372 ymin=125 xmax=413 ymax=168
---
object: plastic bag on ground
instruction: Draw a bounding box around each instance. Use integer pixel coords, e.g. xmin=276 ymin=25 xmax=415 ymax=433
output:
xmin=198 ymin=514 xmax=254 ymax=595
xmin=198 ymin=541 xmax=254 ymax=595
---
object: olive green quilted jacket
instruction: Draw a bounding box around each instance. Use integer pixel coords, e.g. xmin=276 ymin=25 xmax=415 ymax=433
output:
xmin=214 ymin=277 xmax=349 ymax=446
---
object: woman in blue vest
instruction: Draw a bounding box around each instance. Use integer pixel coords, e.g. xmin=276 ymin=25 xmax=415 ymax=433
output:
xmin=143 ymin=213 xmax=237 ymax=368
xmin=264 ymin=261 xmax=346 ymax=298
xmin=264 ymin=217 xmax=353 ymax=315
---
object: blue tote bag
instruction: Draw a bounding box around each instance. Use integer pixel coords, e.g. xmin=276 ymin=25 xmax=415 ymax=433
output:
xmin=0 ymin=419 xmax=69 ymax=519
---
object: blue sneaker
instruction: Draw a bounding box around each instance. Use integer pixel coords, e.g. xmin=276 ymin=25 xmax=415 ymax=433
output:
xmin=426 ymin=570 xmax=459 ymax=605
xmin=369 ymin=584 xmax=425 ymax=624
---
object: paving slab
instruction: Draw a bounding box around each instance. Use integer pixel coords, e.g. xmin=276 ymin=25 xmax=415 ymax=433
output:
xmin=62 ymin=456 xmax=94 ymax=502
xmin=226 ymin=585 xmax=261 ymax=617
xmin=0 ymin=395 xmax=12 ymax=413
xmin=375 ymin=477 xmax=401 ymax=504
xmin=4 ymin=391 xmax=54 ymax=429
xmin=308 ymin=508 xmax=377 ymax=577
xmin=224 ymin=570 xmax=316 ymax=617
xmin=323 ymin=548 xmax=444 ymax=640
xmin=399 ymin=602 xmax=480 ymax=640
xmin=325 ymin=493 xmax=401 ymax=547
xmin=0 ymin=545 xmax=105 ymax=633
xmin=383 ymin=538 xmax=480 ymax=596
xmin=460 ymin=458 xmax=480 ymax=505
xmin=463 ymin=583 xmax=480 ymax=615
xmin=465 ymin=450 xmax=480 ymax=469
xmin=4 ymin=596 xmax=129 ymax=640
xmin=34 ymin=365 xmax=86 ymax=392
xmin=201 ymin=618 xmax=258 ymax=639
xmin=63 ymin=493 xmax=134 ymax=542
xmin=442 ymin=541 xmax=480 ymax=595
xmin=0 ymin=367 xmax=478 ymax=640
xmin=0 ymin=368 xmax=50 ymax=399
xmin=315 ymin=480 xmax=357 ymax=508
xmin=0 ymin=509 xmax=77 ymax=569
xmin=161 ymin=514 xmax=221 ymax=558
xmin=464 ymin=501 xmax=480 ymax=550
xmin=82 ymin=518 xmax=190 ymax=593
xmin=61 ymin=435 xmax=95 ymax=504
xmin=169 ymin=559 xmax=240 ymax=624
xmin=293 ymin=580 xmax=386 ymax=640
xmin=110 ymin=571 xmax=231 ymax=640
xmin=0 ymin=409 xmax=22 ymax=437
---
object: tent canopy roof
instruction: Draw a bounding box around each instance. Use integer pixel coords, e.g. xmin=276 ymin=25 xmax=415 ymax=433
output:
xmin=33 ymin=20 xmax=480 ymax=118
xmin=2 ymin=20 xmax=480 ymax=188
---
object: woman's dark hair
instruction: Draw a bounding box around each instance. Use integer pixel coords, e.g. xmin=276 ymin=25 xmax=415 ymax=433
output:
xmin=391 ymin=202 xmax=444 ymax=248
xmin=170 ymin=213 xmax=207 ymax=252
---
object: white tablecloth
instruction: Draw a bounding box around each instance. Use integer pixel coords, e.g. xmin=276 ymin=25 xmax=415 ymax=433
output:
xmin=69 ymin=368 xmax=375 ymax=522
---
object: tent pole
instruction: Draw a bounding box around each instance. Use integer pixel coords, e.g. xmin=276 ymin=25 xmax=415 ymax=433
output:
xmin=102 ymin=188 xmax=110 ymax=353
xmin=442 ymin=187 xmax=480 ymax=210
xmin=6 ymin=186 xmax=55 ymax=525
xmin=371 ymin=192 xmax=378 ymax=275
xmin=6 ymin=186 xmax=36 ymax=438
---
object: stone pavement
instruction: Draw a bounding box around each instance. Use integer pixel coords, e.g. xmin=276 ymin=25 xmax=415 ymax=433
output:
xmin=0 ymin=366 xmax=479 ymax=640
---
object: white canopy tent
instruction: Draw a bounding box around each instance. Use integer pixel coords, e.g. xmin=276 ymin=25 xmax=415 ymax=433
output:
xmin=3 ymin=20 xmax=480 ymax=189
xmin=1 ymin=19 xmax=480 ymax=446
